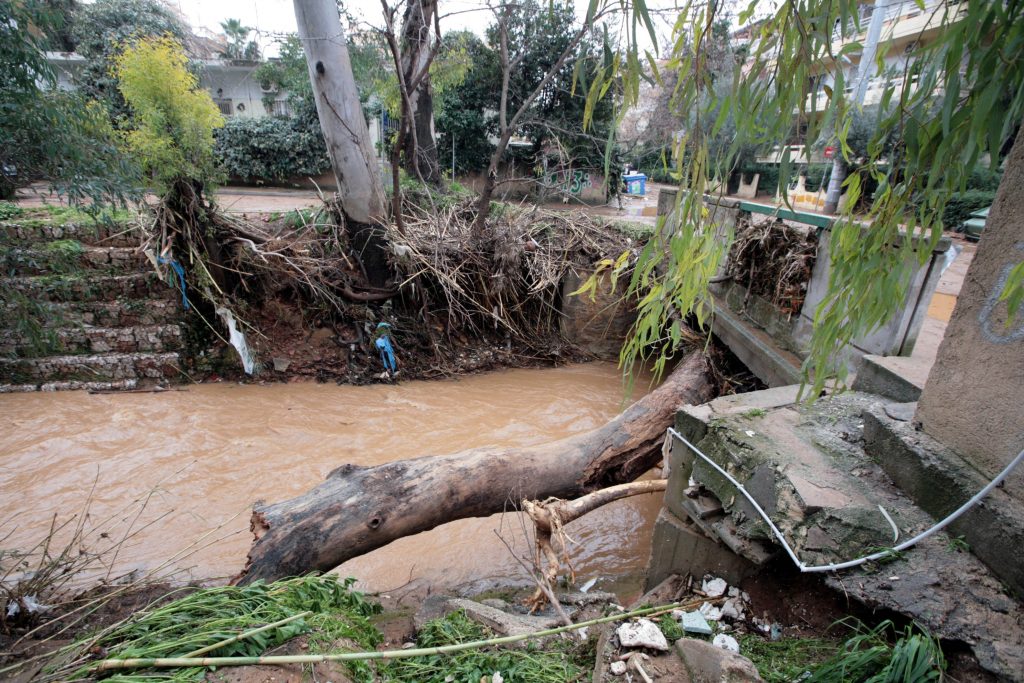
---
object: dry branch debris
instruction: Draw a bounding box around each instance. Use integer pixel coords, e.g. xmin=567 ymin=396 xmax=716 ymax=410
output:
xmin=726 ymin=216 xmax=817 ymax=316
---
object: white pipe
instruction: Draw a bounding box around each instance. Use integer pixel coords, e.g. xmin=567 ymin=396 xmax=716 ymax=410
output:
xmin=667 ymin=427 xmax=1024 ymax=573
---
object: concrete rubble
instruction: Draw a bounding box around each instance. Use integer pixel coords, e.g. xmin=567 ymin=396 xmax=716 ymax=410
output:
xmin=616 ymin=619 xmax=670 ymax=651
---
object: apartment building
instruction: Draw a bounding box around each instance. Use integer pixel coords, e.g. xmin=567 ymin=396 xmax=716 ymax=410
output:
xmin=45 ymin=50 xmax=291 ymax=120
xmin=806 ymin=0 xmax=967 ymax=113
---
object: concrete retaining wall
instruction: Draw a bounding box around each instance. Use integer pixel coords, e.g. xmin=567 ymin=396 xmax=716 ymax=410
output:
xmin=657 ymin=189 xmax=951 ymax=381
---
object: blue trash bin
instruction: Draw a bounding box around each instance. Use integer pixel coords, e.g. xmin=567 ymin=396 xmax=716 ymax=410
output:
xmin=623 ymin=173 xmax=647 ymax=196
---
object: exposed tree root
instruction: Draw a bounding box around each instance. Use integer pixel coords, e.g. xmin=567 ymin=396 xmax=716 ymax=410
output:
xmin=521 ymin=480 xmax=667 ymax=612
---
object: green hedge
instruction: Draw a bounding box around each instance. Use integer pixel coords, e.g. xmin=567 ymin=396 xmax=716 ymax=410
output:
xmin=943 ymin=190 xmax=996 ymax=230
xmin=966 ymin=167 xmax=1003 ymax=192
xmin=735 ymin=163 xmax=782 ymax=196
xmin=214 ymin=115 xmax=329 ymax=183
xmin=802 ymin=164 xmax=832 ymax=192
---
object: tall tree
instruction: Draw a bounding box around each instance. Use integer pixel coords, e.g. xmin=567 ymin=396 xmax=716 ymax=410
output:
xmin=293 ymin=0 xmax=391 ymax=288
xmin=471 ymin=0 xmax=617 ymax=237
xmin=435 ymin=31 xmax=499 ymax=176
xmin=398 ymin=0 xmax=441 ymax=184
xmin=219 ymin=18 xmax=259 ymax=61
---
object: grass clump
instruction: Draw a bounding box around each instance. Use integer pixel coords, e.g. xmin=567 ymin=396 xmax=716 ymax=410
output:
xmin=739 ymin=634 xmax=838 ymax=683
xmin=742 ymin=620 xmax=945 ymax=683
xmin=807 ymin=619 xmax=945 ymax=682
xmin=609 ymin=220 xmax=655 ymax=241
xmin=383 ymin=610 xmax=581 ymax=683
xmin=1 ymin=204 xmax=134 ymax=227
xmin=658 ymin=614 xmax=685 ymax=642
xmin=0 ymin=201 xmax=24 ymax=221
xmin=52 ymin=575 xmax=381 ymax=683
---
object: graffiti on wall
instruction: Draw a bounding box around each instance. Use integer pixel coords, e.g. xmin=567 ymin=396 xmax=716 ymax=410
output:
xmin=546 ymin=169 xmax=597 ymax=196
xmin=979 ymin=242 xmax=1024 ymax=344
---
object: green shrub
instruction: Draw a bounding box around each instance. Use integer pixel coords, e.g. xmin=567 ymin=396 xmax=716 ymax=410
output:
xmin=214 ymin=115 xmax=330 ymax=183
xmin=802 ymin=164 xmax=832 ymax=192
xmin=966 ymin=167 xmax=1003 ymax=192
xmin=114 ymin=36 xmax=224 ymax=191
xmin=943 ymin=190 xmax=996 ymax=230
xmin=736 ymin=163 xmax=782 ymax=196
xmin=0 ymin=202 xmax=24 ymax=221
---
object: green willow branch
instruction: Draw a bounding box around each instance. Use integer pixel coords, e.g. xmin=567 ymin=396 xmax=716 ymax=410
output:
xmin=95 ymin=598 xmax=706 ymax=671
xmin=585 ymin=0 xmax=1023 ymax=396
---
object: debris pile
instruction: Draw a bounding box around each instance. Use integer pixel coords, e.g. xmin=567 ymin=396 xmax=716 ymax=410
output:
xmin=726 ymin=216 xmax=817 ymax=316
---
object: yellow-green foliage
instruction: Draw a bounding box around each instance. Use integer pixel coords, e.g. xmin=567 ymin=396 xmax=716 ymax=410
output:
xmin=113 ymin=36 xmax=224 ymax=191
xmin=379 ymin=46 xmax=472 ymax=118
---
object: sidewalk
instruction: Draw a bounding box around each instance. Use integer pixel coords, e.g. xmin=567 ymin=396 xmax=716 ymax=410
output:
xmin=14 ymin=183 xmax=322 ymax=215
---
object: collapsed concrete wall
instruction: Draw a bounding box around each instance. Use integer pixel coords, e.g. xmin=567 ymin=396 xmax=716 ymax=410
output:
xmin=655 ymin=190 xmax=951 ymax=385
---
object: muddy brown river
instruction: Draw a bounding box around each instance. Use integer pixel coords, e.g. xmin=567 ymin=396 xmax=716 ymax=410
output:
xmin=0 ymin=363 xmax=660 ymax=596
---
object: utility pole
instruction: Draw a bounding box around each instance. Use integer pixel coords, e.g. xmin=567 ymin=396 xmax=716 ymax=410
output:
xmin=822 ymin=0 xmax=892 ymax=214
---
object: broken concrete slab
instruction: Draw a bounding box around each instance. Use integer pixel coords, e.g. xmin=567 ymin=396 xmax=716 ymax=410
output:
xmin=676 ymin=638 xmax=763 ymax=682
xmin=616 ymin=619 xmax=670 ymax=651
xmin=645 ymin=509 xmax=760 ymax=592
xmin=676 ymin=392 xmax=899 ymax=563
xmin=661 ymin=388 xmax=1024 ymax=681
xmin=680 ymin=611 xmax=713 ymax=635
xmin=823 ymin=533 xmax=1024 ymax=681
xmin=706 ymin=303 xmax=804 ymax=388
xmin=862 ymin=402 xmax=1024 ymax=597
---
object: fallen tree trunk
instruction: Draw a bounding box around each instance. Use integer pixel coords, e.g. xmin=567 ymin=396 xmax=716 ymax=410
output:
xmin=236 ymin=351 xmax=712 ymax=583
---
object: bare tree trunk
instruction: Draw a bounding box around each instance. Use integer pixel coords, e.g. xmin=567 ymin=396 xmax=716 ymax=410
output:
xmin=235 ymin=351 xmax=712 ymax=583
xmin=293 ymin=0 xmax=392 ymax=287
xmin=400 ymin=0 xmax=441 ymax=184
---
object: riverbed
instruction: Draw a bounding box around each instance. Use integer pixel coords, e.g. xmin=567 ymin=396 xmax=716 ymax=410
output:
xmin=0 ymin=363 xmax=660 ymax=596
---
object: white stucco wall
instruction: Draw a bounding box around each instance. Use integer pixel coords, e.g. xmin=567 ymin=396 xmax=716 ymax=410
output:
xmin=196 ymin=61 xmax=289 ymax=119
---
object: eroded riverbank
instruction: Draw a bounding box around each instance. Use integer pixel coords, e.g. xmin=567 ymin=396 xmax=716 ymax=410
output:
xmin=0 ymin=363 xmax=658 ymax=595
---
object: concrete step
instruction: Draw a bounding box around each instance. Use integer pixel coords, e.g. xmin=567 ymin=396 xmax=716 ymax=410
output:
xmin=1 ymin=244 xmax=148 ymax=276
xmin=0 ymin=351 xmax=180 ymax=385
xmin=851 ymin=354 xmax=926 ymax=402
xmin=1 ymin=272 xmax=174 ymax=303
xmin=0 ymin=378 xmax=139 ymax=393
xmin=0 ymin=324 xmax=182 ymax=357
xmin=0 ymin=221 xmax=139 ymax=248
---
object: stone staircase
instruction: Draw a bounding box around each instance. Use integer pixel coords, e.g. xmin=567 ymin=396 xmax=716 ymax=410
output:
xmin=0 ymin=217 xmax=184 ymax=392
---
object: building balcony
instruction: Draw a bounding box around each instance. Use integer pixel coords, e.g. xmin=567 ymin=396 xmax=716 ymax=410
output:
xmin=832 ymin=0 xmax=966 ymax=50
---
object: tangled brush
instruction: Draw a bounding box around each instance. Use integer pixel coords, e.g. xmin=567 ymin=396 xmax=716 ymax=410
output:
xmin=726 ymin=216 xmax=818 ymax=316
xmin=386 ymin=199 xmax=641 ymax=353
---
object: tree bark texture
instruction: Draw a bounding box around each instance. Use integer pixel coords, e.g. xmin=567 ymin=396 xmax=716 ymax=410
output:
xmin=400 ymin=0 xmax=441 ymax=184
xmin=294 ymin=0 xmax=391 ymax=286
xmin=236 ymin=352 xmax=713 ymax=583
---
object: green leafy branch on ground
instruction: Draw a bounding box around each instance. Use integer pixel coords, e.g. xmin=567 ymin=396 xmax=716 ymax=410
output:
xmin=383 ymin=609 xmax=583 ymax=683
xmin=48 ymin=576 xmax=380 ymax=683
